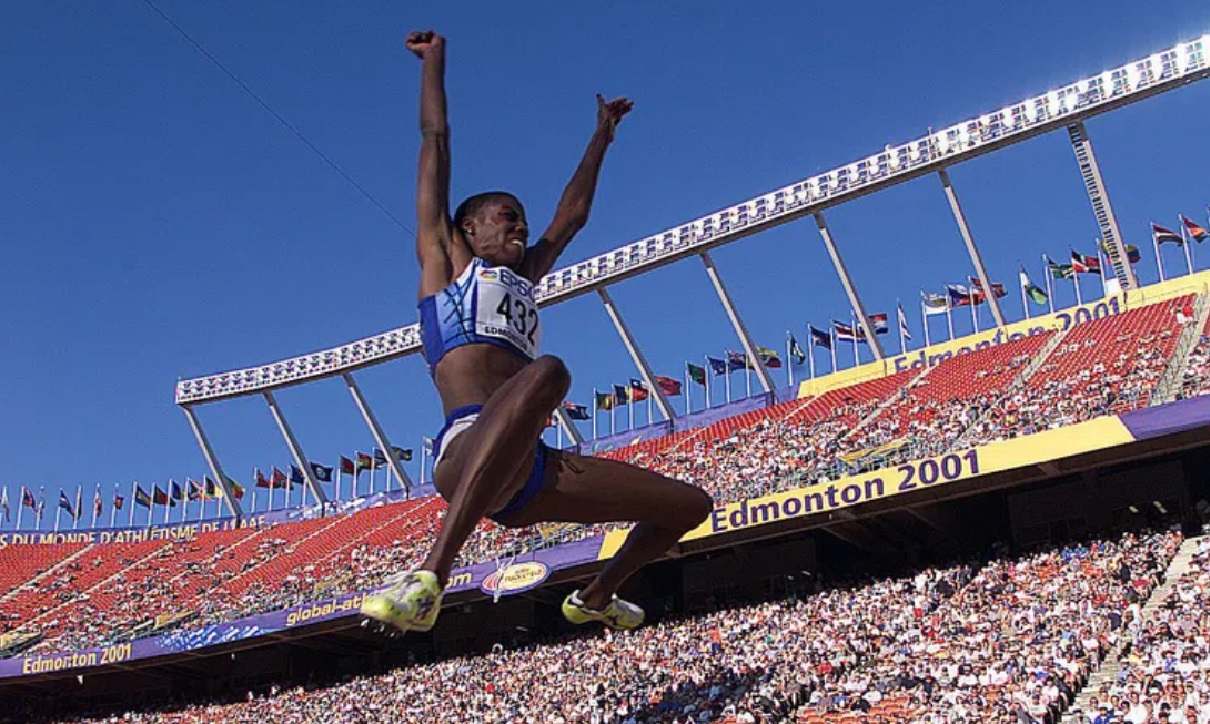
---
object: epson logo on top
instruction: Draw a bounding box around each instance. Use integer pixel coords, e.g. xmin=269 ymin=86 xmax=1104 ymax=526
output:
xmin=483 ymin=266 xmax=533 ymax=298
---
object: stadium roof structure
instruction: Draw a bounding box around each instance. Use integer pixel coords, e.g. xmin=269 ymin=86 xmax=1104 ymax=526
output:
xmin=173 ymin=33 xmax=1209 ymax=517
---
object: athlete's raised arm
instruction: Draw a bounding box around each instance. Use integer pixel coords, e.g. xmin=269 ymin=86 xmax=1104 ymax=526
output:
xmin=406 ymin=30 xmax=464 ymax=294
xmin=521 ymin=94 xmax=633 ymax=282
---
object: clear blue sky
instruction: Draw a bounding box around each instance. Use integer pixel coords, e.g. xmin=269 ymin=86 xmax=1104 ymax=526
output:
xmin=1 ymin=1 xmax=1208 ymax=524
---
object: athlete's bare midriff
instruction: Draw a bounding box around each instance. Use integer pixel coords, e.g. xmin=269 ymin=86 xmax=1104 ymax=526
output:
xmin=431 ymin=343 xmax=532 ymax=417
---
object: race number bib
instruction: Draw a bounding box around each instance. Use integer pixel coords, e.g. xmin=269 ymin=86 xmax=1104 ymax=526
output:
xmin=474 ymin=266 xmax=541 ymax=359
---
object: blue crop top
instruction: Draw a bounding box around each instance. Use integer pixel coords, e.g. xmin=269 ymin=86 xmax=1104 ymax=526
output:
xmin=419 ymin=258 xmax=542 ymax=369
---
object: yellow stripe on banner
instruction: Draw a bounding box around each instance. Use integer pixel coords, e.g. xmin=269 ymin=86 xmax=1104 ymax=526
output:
xmin=598 ymin=415 xmax=1135 ymax=560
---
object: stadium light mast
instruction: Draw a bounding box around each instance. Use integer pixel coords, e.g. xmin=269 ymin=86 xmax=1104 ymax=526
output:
xmin=1067 ymin=121 xmax=1136 ymax=289
xmin=262 ymin=392 xmax=328 ymax=504
xmin=698 ymin=252 xmax=777 ymax=392
xmin=552 ymin=406 xmax=585 ymax=447
xmin=938 ymin=169 xmax=1006 ymax=327
xmin=181 ymin=405 xmax=244 ymax=518
xmin=597 ymin=287 xmax=676 ymax=421
xmin=812 ymin=213 xmax=886 ymax=359
xmin=342 ymin=373 xmax=413 ymax=493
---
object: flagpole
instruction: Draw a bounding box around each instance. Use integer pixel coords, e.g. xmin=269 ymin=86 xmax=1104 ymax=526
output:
xmin=944 ymin=296 xmax=954 ymax=340
xmin=76 ymin=484 xmax=83 ymax=531
xmin=1182 ymin=221 xmax=1194 ymax=276
xmin=1018 ymin=267 xmax=1030 ymax=320
xmin=896 ymin=302 xmax=905 ymax=355
xmin=628 ymin=390 xmax=634 ymax=431
xmin=252 ymin=488 xmax=259 ymax=516
xmin=591 ymin=388 xmax=598 ymax=439
xmin=1153 ymin=230 xmax=1167 ymax=282
xmin=807 ymin=332 xmax=816 ymax=379
xmin=704 ymin=357 xmax=712 ymax=408
xmin=724 ymin=361 xmax=731 ymax=403
xmin=16 ymin=488 xmax=25 ymax=531
xmin=646 ymin=383 xmax=653 ymax=426
xmin=127 ymin=482 xmax=135 ymax=527
xmin=829 ymin=329 xmax=837 ymax=371
xmin=786 ymin=334 xmax=794 ymax=388
xmin=921 ymin=301 xmax=931 ymax=348
xmin=1071 ymin=263 xmax=1083 ymax=307
xmin=1096 ymin=247 xmax=1107 ymax=299
xmin=610 ymin=395 xmax=615 ymax=435
xmin=850 ymin=315 xmax=859 ymax=366
xmin=685 ymin=367 xmax=693 ymax=415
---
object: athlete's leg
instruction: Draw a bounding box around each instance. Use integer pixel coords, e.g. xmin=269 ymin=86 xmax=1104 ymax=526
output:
xmin=499 ymin=451 xmax=713 ymax=611
xmin=421 ymin=355 xmax=570 ymax=586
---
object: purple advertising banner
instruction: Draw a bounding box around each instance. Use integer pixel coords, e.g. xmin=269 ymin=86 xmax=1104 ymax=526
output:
xmin=0 ymin=536 xmax=604 ymax=679
xmin=1120 ymin=394 xmax=1210 ymax=440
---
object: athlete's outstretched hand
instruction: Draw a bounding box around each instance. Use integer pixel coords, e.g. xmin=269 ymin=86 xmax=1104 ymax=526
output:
xmin=406 ymin=30 xmax=445 ymax=59
xmin=596 ymin=95 xmax=634 ymax=141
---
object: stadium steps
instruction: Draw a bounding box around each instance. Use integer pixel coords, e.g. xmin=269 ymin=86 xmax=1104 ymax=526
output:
xmin=846 ymin=364 xmax=933 ymax=433
xmin=1061 ymin=534 xmax=1202 ymax=723
xmin=950 ymin=324 xmax=1071 ymax=450
xmin=1152 ymin=290 xmax=1210 ymax=404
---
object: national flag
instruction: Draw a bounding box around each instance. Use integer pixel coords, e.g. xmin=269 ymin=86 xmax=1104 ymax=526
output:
xmin=595 ymin=391 xmax=617 ymax=411
xmin=152 ymin=485 xmax=174 ymax=507
xmin=225 ymin=478 xmax=246 ymax=500
xmin=613 ymin=385 xmax=631 ymax=405
xmin=255 ymin=468 xmax=272 ymax=488
xmin=921 ymin=291 xmax=949 ymax=316
xmin=687 ymin=363 xmax=708 ymax=387
xmin=896 ymin=305 xmax=912 ymax=341
xmin=832 ymin=320 xmax=860 ymax=343
xmin=59 ymin=491 xmax=76 ymax=519
xmin=339 ymin=456 xmax=356 ymax=475
xmin=967 ymin=278 xmax=1008 ymax=301
xmin=1046 ymin=257 xmax=1074 ymax=280
xmin=706 ymin=357 xmax=729 ymax=376
xmin=135 ymin=485 xmax=152 ymax=509
xmin=1019 ymin=267 xmax=1048 ymax=305
xmin=1070 ymin=250 xmax=1099 ymax=275
xmin=655 ymin=375 xmax=683 ymax=396
xmin=629 ymin=379 xmax=649 ymax=402
xmin=866 ymin=314 xmax=889 ymax=335
xmin=725 ymin=350 xmax=750 ymax=371
xmin=203 ymin=477 xmax=219 ymax=499
xmin=1100 ymin=240 xmax=1141 ymax=264
xmin=756 ymin=347 xmax=782 ymax=368
xmin=271 ymin=467 xmax=289 ymax=487
xmin=422 ymin=437 xmax=435 ymax=455
xmin=562 ymin=401 xmax=591 ymax=420
xmin=21 ymin=487 xmax=36 ymax=510
xmin=93 ymin=487 xmax=103 ymax=519
xmin=788 ymin=335 xmax=806 ymax=365
xmin=289 ymin=465 xmax=305 ymax=485
xmin=1152 ymin=223 xmax=1184 ymax=245
xmin=355 ymin=453 xmax=375 ymax=472
xmin=946 ymin=285 xmax=974 ymax=307
xmin=1 ymin=488 xmax=9 ymax=522
xmin=170 ymin=480 xmax=183 ymax=500
xmin=114 ymin=488 xmax=125 ymax=510
xmin=809 ymin=325 xmax=832 ymax=349
xmin=1181 ymin=215 xmax=1208 ymax=243
xmin=309 ymin=463 xmax=334 ymax=483
xmin=187 ymin=478 xmax=204 ymax=501
xmin=395 ymin=447 xmax=414 ymax=463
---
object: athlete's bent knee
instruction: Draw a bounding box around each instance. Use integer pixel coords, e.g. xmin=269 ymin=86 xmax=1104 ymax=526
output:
xmin=674 ymin=484 xmax=714 ymax=532
xmin=529 ymin=355 xmax=571 ymax=403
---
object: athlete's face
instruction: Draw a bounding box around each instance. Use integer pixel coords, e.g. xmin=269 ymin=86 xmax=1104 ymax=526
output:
xmin=465 ymin=198 xmax=528 ymax=269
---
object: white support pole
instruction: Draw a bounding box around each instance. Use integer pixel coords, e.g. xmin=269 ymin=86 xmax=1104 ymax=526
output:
xmin=343 ymin=372 xmax=414 ymax=494
xmin=811 ymin=214 xmax=886 ymax=359
xmin=699 ymin=252 xmax=778 ymax=389
xmin=1067 ymin=121 xmax=1136 ymax=289
xmin=182 ymin=406 xmax=244 ymax=518
xmin=596 ymin=288 xmax=676 ymax=422
xmin=262 ymin=391 xmax=329 ymax=504
xmin=939 ymin=168 xmax=1006 ymax=327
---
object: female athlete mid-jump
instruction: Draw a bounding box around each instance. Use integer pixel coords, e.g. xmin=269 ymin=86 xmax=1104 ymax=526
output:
xmin=360 ymin=30 xmax=713 ymax=633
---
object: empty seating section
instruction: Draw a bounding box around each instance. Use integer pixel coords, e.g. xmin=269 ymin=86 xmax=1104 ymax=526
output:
xmin=0 ymin=542 xmax=84 ymax=599
xmin=3 ymin=295 xmax=1205 ymax=660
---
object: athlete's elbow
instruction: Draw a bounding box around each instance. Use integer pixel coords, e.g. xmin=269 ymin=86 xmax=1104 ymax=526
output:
xmin=532 ymin=355 xmax=572 ymax=399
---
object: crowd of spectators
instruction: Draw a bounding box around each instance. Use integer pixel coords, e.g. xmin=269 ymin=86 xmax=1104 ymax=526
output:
xmin=31 ymin=528 xmax=1178 ymax=724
